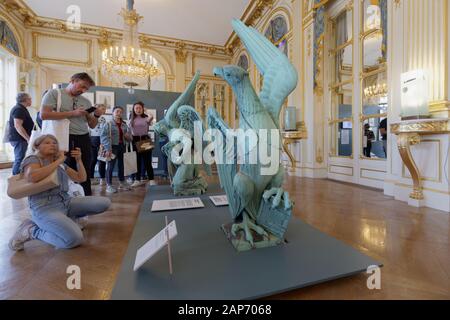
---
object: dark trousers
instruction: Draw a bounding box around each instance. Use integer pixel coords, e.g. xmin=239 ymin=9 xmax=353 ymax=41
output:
xmin=66 ymin=134 xmax=92 ymax=196
xmin=11 ymin=140 xmax=28 ymax=175
xmin=132 ymin=135 xmax=154 ymax=181
xmin=90 ymin=136 xmax=106 ymax=179
xmin=106 ymin=144 xmax=125 ymax=185
xmin=363 ymin=143 xmax=372 ymax=158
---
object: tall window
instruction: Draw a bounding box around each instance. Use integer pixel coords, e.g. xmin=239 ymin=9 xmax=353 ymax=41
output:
xmin=0 ymin=47 xmax=18 ymax=162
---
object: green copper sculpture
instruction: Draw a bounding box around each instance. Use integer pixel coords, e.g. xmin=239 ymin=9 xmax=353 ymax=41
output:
xmin=154 ymin=71 xmax=211 ymax=196
xmin=208 ymin=19 xmax=298 ymax=251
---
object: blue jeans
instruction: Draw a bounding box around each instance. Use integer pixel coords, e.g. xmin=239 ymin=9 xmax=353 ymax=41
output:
xmin=106 ymin=144 xmax=125 ymax=185
xmin=90 ymin=136 xmax=106 ymax=179
xmin=11 ymin=140 xmax=28 ymax=175
xmin=30 ymin=196 xmax=111 ymax=249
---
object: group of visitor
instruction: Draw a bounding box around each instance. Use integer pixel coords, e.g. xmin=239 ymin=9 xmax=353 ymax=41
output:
xmin=6 ymin=72 xmax=161 ymax=252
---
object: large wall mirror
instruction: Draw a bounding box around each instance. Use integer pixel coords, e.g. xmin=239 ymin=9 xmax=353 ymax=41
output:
xmin=328 ymin=6 xmax=354 ymax=158
xmin=360 ymin=0 xmax=388 ymax=160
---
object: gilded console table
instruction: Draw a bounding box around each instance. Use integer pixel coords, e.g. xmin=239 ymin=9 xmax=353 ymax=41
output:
xmin=282 ymin=123 xmax=308 ymax=172
xmin=390 ymin=118 xmax=450 ymax=201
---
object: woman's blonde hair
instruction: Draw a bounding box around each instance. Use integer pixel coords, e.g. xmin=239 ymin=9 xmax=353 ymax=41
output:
xmin=32 ymin=134 xmax=60 ymax=159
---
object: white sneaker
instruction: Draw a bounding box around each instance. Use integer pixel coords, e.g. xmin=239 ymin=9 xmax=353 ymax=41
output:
xmin=127 ymin=177 xmax=134 ymax=185
xmin=9 ymin=219 xmax=36 ymax=251
xmin=75 ymin=217 xmax=89 ymax=230
xmin=99 ymin=179 xmax=106 ymax=187
xmin=119 ymin=183 xmax=131 ymax=191
xmin=91 ymin=178 xmax=100 ymax=186
xmin=106 ymin=185 xmax=117 ymax=194
xmin=131 ymin=181 xmax=143 ymax=188
xmin=148 ymin=180 xmax=157 ymax=186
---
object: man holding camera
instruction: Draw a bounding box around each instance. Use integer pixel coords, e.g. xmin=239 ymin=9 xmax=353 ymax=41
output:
xmin=40 ymin=73 xmax=105 ymax=196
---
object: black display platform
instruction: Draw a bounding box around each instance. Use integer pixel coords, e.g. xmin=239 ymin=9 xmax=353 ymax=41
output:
xmin=111 ymin=184 xmax=381 ymax=300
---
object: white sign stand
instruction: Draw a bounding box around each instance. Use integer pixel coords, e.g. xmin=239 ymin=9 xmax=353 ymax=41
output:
xmin=133 ymin=218 xmax=177 ymax=273
xmin=165 ymin=216 xmax=173 ymax=275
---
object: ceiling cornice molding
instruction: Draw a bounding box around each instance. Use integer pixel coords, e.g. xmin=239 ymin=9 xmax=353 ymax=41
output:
xmin=224 ymin=0 xmax=275 ymax=55
xmin=3 ymin=0 xmax=232 ymax=58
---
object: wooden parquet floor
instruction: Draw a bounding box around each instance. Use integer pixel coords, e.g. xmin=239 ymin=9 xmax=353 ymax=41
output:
xmin=0 ymin=170 xmax=448 ymax=300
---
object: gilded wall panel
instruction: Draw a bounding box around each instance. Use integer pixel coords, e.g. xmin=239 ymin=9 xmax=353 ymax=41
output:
xmin=32 ymin=32 xmax=92 ymax=67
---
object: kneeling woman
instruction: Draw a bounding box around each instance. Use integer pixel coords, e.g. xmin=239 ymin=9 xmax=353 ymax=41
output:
xmin=9 ymin=134 xmax=111 ymax=251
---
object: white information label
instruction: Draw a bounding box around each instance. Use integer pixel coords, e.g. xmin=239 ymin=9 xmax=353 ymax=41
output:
xmin=151 ymin=198 xmax=205 ymax=212
xmin=133 ymin=220 xmax=177 ymax=271
xmin=341 ymin=130 xmax=350 ymax=145
xmin=209 ymin=195 xmax=229 ymax=207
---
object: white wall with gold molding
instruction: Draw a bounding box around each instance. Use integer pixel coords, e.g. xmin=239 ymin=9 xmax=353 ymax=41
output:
xmin=0 ymin=0 xmax=232 ymax=120
xmin=33 ymin=33 xmax=91 ymax=66
xmin=384 ymin=0 xmax=450 ymax=212
xmin=2 ymin=0 xmax=450 ymax=212
xmin=402 ymin=0 xmax=448 ymax=115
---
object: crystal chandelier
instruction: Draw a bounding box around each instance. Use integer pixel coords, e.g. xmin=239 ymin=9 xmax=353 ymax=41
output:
xmin=101 ymin=0 xmax=160 ymax=84
xmin=364 ymin=83 xmax=387 ymax=99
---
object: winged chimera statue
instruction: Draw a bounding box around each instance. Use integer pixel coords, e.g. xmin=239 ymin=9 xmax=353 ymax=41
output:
xmin=154 ymin=71 xmax=211 ymax=196
xmin=208 ymin=19 xmax=298 ymax=251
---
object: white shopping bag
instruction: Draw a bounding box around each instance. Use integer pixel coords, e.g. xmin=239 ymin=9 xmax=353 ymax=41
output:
xmin=25 ymin=124 xmax=42 ymax=156
xmin=68 ymin=178 xmax=85 ymax=198
xmin=123 ymin=142 xmax=137 ymax=177
xmin=2 ymin=120 xmax=11 ymax=143
xmin=41 ymin=89 xmax=70 ymax=151
xmin=363 ymin=135 xmax=368 ymax=148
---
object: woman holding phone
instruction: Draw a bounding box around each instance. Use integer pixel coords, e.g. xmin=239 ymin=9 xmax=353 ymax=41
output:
xmin=8 ymin=134 xmax=111 ymax=251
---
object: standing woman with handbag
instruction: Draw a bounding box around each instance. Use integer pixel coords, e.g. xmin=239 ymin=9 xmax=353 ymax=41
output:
xmin=129 ymin=102 xmax=155 ymax=188
xmin=8 ymin=134 xmax=111 ymax=251
xmin=101 ymin=106 xmax=133 ymax=194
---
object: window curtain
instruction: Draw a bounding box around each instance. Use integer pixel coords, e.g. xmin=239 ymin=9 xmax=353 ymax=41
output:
xmin=5 ymin=55 xmax=17 ymax=111
xmin=379 ymin=0 xmax=387 ymax=61
xmin=0 ymin=49 xmax=17 ymax=161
